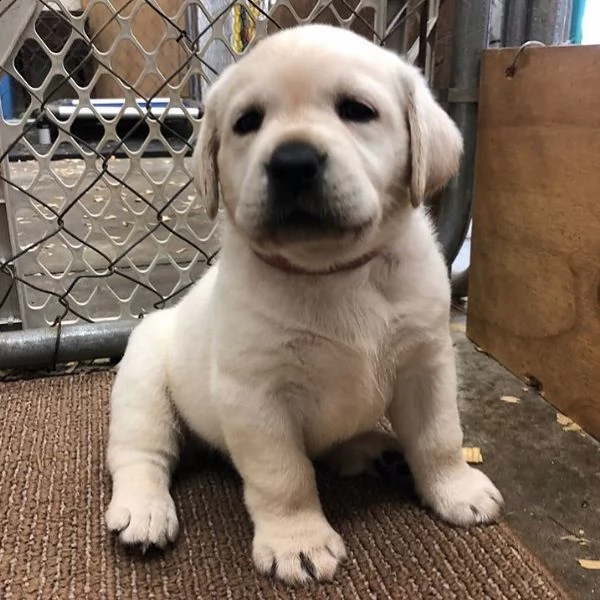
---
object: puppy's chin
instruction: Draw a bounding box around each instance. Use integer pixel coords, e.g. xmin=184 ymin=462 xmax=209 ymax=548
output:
xmin=237 ymin=218 xmax=379 ymax=275
xmin=235 ymin=203 xmax=374 ymax=243
xmin=235 ymin=191 xmax=380 ymax=242
xmin=259 ymin=212 xmax=374 ymax=245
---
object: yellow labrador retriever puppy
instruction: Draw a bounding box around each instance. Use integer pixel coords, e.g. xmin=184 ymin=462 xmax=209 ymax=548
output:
xmin=106 ymin=24 xmax=503 ymax=584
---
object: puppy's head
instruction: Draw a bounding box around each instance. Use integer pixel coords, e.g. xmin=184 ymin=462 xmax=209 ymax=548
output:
xmin=193 ymin=25 xmax=462 ymax=269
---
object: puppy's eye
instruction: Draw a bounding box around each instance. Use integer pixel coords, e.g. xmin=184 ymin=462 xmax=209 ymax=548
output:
xmin=336 ymin=98 xmax=378 ymax=123
xmin=233 ymin=108 xmax=264 ymax=135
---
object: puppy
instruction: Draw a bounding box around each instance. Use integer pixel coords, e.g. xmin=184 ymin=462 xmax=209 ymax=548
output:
xmin=106 ymin=24 xmax=503 ymax=584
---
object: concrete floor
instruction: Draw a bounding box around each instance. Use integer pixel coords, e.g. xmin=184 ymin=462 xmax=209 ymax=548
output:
xmin=453 ymin=311 xmax=600 ymax=600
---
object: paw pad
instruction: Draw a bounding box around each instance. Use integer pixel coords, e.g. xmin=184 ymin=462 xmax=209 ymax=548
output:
xmin=374 ymin=450 xmax=411 ymax=480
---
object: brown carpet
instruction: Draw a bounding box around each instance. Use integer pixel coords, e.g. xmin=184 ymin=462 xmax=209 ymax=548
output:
xmin=0 ymin=372 xmax=569 ymax=600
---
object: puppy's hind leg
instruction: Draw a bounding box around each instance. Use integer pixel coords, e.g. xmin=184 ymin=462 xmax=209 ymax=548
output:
xmin=321 ymin=431 xmax=410 ymax=481
xmin=105 ymin=310 xmax=180 ymax=550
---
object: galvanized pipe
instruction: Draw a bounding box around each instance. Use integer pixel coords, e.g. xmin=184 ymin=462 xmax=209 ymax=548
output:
xmin=437 ymin=0 xmax=491 ymax=266
xmin=451 ymin=266 xmax=469 ymax=299
xmin=503 ymin=0 xmax=529 ymax=46
xmin=0 ymin=320 xmax=136 ymax=369
xmin=526 ymin=0 xmax=572 ymax=45
xmin=185 ymin=3 xmax=203 ymax=102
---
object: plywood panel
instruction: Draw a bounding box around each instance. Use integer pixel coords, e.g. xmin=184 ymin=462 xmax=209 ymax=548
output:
xmin=83 ymin=0 xmax=188 ymax=98
xmin=268 ymin=0 xmax=376 ymax=40
xmin=467 ymin=45 xmax=600 ymax=440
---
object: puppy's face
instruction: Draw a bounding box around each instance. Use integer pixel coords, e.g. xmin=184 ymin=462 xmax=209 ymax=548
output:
xmin=194 ymin=25 xmax=462 ymax=268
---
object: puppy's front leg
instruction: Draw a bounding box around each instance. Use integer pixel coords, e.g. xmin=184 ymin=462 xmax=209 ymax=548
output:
xmin=217 ymin=379 xmax=346 ymax=584
xmin=388 ymin=337 xmax=503 ymax=526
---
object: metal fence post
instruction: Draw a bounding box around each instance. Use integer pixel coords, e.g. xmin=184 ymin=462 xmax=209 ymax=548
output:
xmin=185 ymin=3 xmax=203 ymax=103
xmin=437 ymin=0 xmax=491 ymax=267
xmin=527 ymin=0 xmax=573 ymax=44
xmin=503 ymin=0 xmax=529 ymax=46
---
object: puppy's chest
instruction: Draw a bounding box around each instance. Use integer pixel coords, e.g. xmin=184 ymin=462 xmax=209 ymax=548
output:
xmin=280 ymin=331 xmax=396 ymax=452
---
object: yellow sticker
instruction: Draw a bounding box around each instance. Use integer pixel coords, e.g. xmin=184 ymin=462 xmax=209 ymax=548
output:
xmin=462 ymin=447 xmax=483 ymax=464
xmin=577 ymin=559 xmax=600 ymax=570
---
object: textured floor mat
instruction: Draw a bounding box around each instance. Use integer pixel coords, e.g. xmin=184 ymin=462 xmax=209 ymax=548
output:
xmin=0 ymin=372 xmax=569 ymax=599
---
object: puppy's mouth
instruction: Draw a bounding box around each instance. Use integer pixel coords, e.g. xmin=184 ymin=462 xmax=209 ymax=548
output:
xmin=256 ymin=187 xmax=372 ymax=244
xmin=260 ymin=206 xmax=371 ymax=244
xmin=284 ymin=209 xmax=329 ymax=230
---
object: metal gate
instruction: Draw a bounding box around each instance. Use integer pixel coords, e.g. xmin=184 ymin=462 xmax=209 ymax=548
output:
xmin=0 ymin=0 xmax=481 ymax=369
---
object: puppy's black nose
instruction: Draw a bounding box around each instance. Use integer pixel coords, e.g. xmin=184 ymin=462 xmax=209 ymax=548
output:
xmin=267 ymin=141 xmax=324 ymax=187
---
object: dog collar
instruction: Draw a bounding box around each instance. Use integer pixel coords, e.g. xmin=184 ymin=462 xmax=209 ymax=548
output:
xmin=253 ymin=250 xmax=379 ymax=275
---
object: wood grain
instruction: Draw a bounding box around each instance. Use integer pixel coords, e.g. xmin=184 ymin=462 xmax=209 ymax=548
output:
xmin=267 ymin=0 xmax=376 ymax=39
xmin=83 ymin=0 xmax=188 ymax=98
xmin=467 ymin=45 xmax=600 ymax=440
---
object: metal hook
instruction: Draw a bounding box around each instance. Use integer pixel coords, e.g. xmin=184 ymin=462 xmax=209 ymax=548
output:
xmin=505 ymin=40 xmax=547 ymax=79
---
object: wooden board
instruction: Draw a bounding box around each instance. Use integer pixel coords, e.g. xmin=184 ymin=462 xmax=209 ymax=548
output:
xmin=82 ymin=0 xmax=188 ymax=98
xmin=467 ymin=45 xmax=600 ymax=440
xmin=268 ymin=0 xmax=377 ymax=40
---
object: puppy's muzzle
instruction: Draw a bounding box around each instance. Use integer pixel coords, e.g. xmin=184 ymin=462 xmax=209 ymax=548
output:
xmin=265 ymin=141 xmax=344 ymax=236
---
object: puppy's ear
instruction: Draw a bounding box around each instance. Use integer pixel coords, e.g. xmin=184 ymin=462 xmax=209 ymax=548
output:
xmin=192 ymin=91 xmax=220 ymax=220
xmin=404 ymin=66 xmax=463 ymax=207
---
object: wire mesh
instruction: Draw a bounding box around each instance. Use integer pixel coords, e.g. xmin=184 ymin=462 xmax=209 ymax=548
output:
xmin=0 ymin=0 xmax=439 ymax=338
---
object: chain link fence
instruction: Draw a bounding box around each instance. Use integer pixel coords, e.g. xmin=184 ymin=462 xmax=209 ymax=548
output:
xmin=0 ymin=0 xmax=442 ymax=368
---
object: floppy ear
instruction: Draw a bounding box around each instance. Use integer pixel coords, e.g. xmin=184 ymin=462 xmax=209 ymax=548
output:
xmin=405 ymin=66 xmax=463 ymax=207
xmin=192 ymin=93 xmax=220 ymax=220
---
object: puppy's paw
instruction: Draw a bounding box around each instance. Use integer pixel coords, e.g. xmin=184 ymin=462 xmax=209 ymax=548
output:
xmin=421 ymin=464 xmax=504 ymax=527
xmin=253 ymin=515 xmax=347 ymax=584
xmin=106 ymin=490 xmax=179 ymax=549
xmin=322 ymin=430 xmax=406 ymax=478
